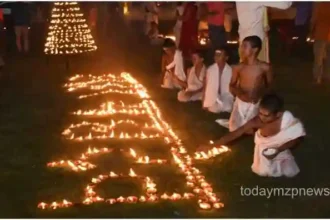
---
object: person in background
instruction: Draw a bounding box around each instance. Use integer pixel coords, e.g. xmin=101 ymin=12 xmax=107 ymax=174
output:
xmin=224 ymin=3 xmax=234 ymax=39
xmin=198 ymin=94 xmax=305 ymax=178
xmin=173 ymin=3 xmax=184 ymax=47
xmin=179 ymin=2 xmax=198 ymax=59
xmin=12 ymin=2 xmax=31 ymax=53
xmin=88 ymin=3 xmax=98 ymax=39
xmin=177 ymin=50 xmax=206 ymax=102
xmin=161 ymin=38 xmax=186 ymax=89
xmin=203 ymin=48 xmax=233 ymax=114
xmin=236 ymin=2 xmax=292 ymax=63
xmin=294 ymin=2 xmax=312 ymax=47
xmin=205 ymin=2 xmax=227 ymax=52
xmin=310 ymin=2 xmax=330 ymax=84
xmin=144 ymin=2 xmax=159 ymax=36
xmin=0 ymin=7 xmax=5 ymax=73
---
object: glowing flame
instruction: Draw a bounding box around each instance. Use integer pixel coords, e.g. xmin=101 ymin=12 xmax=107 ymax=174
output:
xmin=129 ymin=168 xmax=137 ymax=177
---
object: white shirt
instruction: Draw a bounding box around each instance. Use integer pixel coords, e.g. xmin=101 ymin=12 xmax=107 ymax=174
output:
xmin=236 ymin=2 xmax=292 ymax=41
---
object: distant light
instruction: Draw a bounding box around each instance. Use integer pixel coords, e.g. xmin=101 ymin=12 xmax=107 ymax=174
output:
xmin=227 ymin=40 xmax=238 ymax=44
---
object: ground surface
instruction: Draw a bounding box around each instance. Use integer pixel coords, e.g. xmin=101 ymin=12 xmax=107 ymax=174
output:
xmin=1 ymin=17 xmax=330 ymax=218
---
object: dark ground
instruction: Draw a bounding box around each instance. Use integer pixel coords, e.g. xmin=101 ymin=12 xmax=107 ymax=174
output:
xmin=0 ymin=16 xmax=330 ymax=218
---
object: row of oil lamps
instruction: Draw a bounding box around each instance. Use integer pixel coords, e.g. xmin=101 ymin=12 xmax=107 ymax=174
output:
xmin=47 ymin=146 xmax=168 ymax=172
xmin=39 ymin=73 xmax=227 ymax=211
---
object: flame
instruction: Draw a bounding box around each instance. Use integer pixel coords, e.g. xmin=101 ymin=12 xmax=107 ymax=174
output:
xmin=106 ymin=198 xmax=117 ymax=204
xmin=199 ymin=202 xmax=211 ymax=210
xmin=37 ymin=202 xmax=48 ymax=209
xmin=109 ymin=171 xmax=118 ymax=178
xmin=128 ymin=168 xmax=137 ymax=177
xmin=117 ymin=196 xmax=125 ymax=203
xmin=127 ymin=196 xmax=138 ymax=203
xmin=213 ymin=202 xmax=224 ymax=209
xmin=161 ymin=193 xmax=169 ymax=200
xmin=50 ymin=202 xmax=59 ymax=209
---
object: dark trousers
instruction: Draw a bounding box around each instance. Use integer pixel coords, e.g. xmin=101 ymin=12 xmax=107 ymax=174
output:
xmin=208 ymin=24 xmax=226 ymax=63
xmin=208 ymin=24 xmax=226 ymax=49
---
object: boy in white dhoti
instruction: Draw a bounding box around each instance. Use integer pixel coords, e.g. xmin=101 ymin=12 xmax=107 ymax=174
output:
xmin=161 ymin=39 xmax=186 ymax=89
xmin=229 ymin=36 xmax=272 ymax=132
xmin=203 ymin=48 xmax=234 ymax=113
xmin=199 ymin=94 xmax=305 ymax=178
xmin=178 ymin=50 xmax=206 ymax=102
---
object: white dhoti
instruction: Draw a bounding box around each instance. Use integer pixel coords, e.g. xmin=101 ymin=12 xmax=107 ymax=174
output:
xmin=162 ymin=50 xmax=186 ymax=90
xmin=228 ymin=97 xmax=259 ymax=132
xmin=203 ymin=63 xmax=234 ymax=113
xmin=177 ymin=65 xmax=206 ymax=102
xmin=252 ymin=111 xmax=306 ymax=177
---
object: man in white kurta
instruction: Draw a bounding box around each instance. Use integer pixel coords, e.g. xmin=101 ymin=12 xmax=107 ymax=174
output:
xmin=203 ymin=49 xmax=234 ymax=113
xmin=236 ymin=2 xmax=292 ymax=62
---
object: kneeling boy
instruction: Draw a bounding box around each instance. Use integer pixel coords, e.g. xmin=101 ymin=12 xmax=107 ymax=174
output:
xmin=199 ymin=94 xmax=306 ymax=178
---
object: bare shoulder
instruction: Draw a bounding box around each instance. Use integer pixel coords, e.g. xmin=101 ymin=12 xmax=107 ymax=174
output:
xmin=259 ymin=61 xmax=271 ymax=72
xmin=232 ymin=63 xmax=244 ymax=72
xmin=244 ymin=116 xmax=263 ymax=130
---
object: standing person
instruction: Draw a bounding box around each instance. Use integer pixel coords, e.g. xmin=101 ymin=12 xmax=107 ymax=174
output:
xmin=236 ymin=2 xmax=292 ymax=63
xmin=294 ymin=2 xmax=312 ymax=47
xmin=144 ymin=2 xmax=159 ymax=36
xmin=310 ymin=2 xmax=330 ymax=84
xmin=229 ymin=36 xmax=272 ymax=132
xmin=0 ymin=7 xmax=5 ymax=72
xmin=88 ymin=3 xmax=98 ymax=40
xmin=173 ymin=3 xmax=184 ymax=47
xmin=12 ymin=2 xmax=31 ymax=54
xmin=205 ymin=2 xmax=226 ymax=52
xmin=179 ymin=2 xmax=198 ymax=59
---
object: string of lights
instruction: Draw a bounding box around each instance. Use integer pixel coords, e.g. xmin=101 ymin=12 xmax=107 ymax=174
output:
xmin=44 ymin=2 xmax=97 ymax=55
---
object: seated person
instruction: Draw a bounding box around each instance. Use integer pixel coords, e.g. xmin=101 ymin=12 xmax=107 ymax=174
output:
xmin=161 ymin=38 xmax=186 ymax=89
xmin=198 ymin=94 xmax=306 ymax=178
xmin=177 ymin=50 xmax=206 ymax=102
xmin=203 ymin=48 xmax=234 ymax=113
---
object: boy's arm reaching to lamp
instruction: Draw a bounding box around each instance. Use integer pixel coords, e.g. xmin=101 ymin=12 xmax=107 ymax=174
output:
xmin=198 ymin=117 xmax=261 ymax=152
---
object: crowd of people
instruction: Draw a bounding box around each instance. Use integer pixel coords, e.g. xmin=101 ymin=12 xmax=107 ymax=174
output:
xmin=156 ymin=2 xmax=330 ymax=178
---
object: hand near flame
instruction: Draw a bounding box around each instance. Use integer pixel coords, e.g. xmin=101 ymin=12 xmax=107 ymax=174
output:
xmin=196 ymin=144 xmax=213 ymax=153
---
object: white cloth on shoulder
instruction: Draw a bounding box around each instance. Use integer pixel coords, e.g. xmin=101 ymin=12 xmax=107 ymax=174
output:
xmin=252 ymin=111 xmax=306 ymax=177
xmin=203 ymin=63 xmax=234 ymax=113
xmin=228 ymin=97 xmax=259 ymax=131
xmin=162 ymin=50 xmax=186 ymax=89
xmin=178 ymin=65 xmax=206 ymax=102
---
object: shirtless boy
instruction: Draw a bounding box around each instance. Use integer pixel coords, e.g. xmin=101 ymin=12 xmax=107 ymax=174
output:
xmin=229 ymin=35 xmax=273 ymax=132
xmin=199 ymin=94 xmax=306 ymax=177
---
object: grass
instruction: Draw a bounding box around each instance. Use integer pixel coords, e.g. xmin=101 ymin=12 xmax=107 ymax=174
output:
xmin=1 ymin=19 xmax=330 ymax=218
